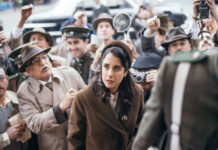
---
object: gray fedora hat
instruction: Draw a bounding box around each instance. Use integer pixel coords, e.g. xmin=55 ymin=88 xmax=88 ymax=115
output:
xmin=23 ymin=27 xmax=53 ymax=47
xmin=161 ymin=27 xmax=192 ymax=50
xmin=92 ymin=13 xmax=113 ymax=32
xmin=62 ymin=25 xmax=90 ymax=38
xmin=19 ymin=45 xmax=50 ymax=72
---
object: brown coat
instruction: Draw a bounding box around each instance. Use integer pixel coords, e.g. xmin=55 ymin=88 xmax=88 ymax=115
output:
xmin=68 ymin=84 xmax=144 ymax=150
xmin=17 ymin=67 xmax=86 ymax=150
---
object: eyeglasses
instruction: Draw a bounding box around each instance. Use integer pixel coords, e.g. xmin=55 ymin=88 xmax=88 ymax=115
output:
xmin=30 ymin=54 xmax=48 ymax=65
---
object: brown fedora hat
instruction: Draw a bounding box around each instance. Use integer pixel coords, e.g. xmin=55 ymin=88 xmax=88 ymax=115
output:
xmin=19 ymin=45 xmax=50 ymax=72
xmin=92 ymin=13 xmax=113 ymax=32
xmin=101 ymin=40 xmax=133 ymax=65
xmin=161 ymin=27 xmax=192 ymax=50
xmin=23 ymin=27 xmax=54 ymax=47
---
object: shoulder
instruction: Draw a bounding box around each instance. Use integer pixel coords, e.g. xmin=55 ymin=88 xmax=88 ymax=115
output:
xmin=17 ymin=79 xmax=29 ymax=95
xmin=54 ymin=66 xmax=80 ymax=76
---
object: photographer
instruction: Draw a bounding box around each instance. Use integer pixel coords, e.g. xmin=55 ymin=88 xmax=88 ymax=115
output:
xmin=189 ymin=0 xmax=218 ymax=50
xmin=131 ymin=53 xmax=162 ymax=103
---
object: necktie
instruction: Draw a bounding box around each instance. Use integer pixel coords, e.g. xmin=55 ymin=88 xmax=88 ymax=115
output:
xmin=45 ymin=82 xmax=53 ymax=91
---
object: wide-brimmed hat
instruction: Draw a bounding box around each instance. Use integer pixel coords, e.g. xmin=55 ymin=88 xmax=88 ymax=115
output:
xmin=23 ymin=27 xmax=53 ymax=47
xmin=161 ymin=27 xmax=192 ymax=50
xmin=92 ymin=13 xmax=113 ymax=32
xmin=62 ymin=25 xmax=90 ymax=38
xmin=19 ymin=45 xmax=50 ymax=72
xmin=8 ymin=41 xmax=35 ymax=64
xmin=101 ymin=40 xmax=133 ymax=65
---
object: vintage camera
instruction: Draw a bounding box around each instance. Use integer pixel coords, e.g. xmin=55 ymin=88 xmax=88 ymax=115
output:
xmin=199 ymin=0 xmax=209 ymax=19
xmin=131 ymin=70 xmax=150 ymax=83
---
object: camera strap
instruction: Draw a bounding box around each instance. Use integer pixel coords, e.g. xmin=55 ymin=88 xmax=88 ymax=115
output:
xmin=170 ymin=62 xmax=191 ymax=150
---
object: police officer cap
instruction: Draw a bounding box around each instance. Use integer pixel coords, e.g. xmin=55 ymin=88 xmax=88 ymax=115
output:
xmin=62 ymin=25 xmax=90 ymax=38
xmin=132 ymin=53 xmax=162 ymax=70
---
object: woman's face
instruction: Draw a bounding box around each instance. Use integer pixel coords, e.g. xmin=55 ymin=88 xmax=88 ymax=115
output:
xmin=102 ymin=52 xmax=127 ymax=94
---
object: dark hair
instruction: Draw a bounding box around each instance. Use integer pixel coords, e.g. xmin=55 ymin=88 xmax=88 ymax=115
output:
xmin=91 ymin=46 xmax=137 ymax=110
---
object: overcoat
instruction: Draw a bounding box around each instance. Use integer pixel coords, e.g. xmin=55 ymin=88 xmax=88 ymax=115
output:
xmin=68 ymin=84 xmax=144 ymax=150
xmin=132 ymin=50 xmax=218 ymax=150
xmin=17 ymin=67 xmax=86 ymax=150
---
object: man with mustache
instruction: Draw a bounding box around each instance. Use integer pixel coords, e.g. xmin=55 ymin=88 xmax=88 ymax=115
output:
xmin=0 ymin=65 xmax=27 ymax=150
xmin=17 ymin=45 xmax=86 ymax=150
xmin=198 ymin=31 xmax=215 ymax=51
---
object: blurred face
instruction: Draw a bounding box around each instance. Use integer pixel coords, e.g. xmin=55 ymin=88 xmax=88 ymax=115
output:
xmin=102 ymin=53 xmax=127 ymax=94
xmin=199 ymin=32 xmax=214 ymax=51
xmin=66 ymin=37 xmax=88 ymax=59
xmin=168 ymin=39 xmax=191 ymax=55
xmin=97 ymin=21 xmax=115 ymax=42
xmin=0 ymin=68 xmax=8 ymax=98
xmin=30 ymin=33 xmax=50 ymax=49
xmin=138 ymin=8 xmax=151 ymax=19
xmin=25 ymin=53 xmax=52 ymax=81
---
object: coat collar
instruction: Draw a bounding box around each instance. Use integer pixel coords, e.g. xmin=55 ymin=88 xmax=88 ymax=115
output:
xmin=28 ymin=68 xmax=64 ymax=93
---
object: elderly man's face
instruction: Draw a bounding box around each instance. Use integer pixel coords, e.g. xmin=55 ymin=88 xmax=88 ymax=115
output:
xmin=199 ymin=32 xmax=214 ymax=51
xmin=0 ymin=68 xmax=8 ymax=97
xmin=30 ymin=33 xmax=50 ymax=49
xmin=25 ymin=53 xmax=52 ymax=81
xmin=168 ymin=39 xmax=191 ymax=55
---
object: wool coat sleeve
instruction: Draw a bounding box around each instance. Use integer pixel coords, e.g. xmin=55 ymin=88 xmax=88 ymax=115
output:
xmin=68 ymin=93 xmax=86 ymax=150
xmin=132 ymin=57 xmax=169 ymax=150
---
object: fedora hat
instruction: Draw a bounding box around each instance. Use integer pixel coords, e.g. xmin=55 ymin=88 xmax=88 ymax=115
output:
xmin=19 ymin=45 xmax=50 ymax=72
xmin=92 ymin=13 xmax=113 ymax=32
xmin=62 ymin=25 xmax=90 ymax=38
xmin=161 ymin=27 xmax=192 ymax=50
xmin=23 ymin=27 xmax=53 ymax=47
xmin=101 ymin=40 xmax=133 ymax=65
xmin=8 ymin=41 xmax=36 ymax=64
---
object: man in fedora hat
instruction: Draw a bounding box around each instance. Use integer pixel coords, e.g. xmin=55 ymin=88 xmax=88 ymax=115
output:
xmin=161 ymin=27 xmax=192 ymax=55
xmin=17 ymin=45 xmax=86 ymax=150
xmin=62 ymin=25 xmax=93 ymax=84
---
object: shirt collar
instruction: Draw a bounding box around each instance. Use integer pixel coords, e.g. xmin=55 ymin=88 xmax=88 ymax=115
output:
xmin=39 ymin=76 xmax=52 ymax=85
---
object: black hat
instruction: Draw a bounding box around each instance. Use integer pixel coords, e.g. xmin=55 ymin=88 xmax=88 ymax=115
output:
xmin=92 ymin=13 xmax=113 ymax=32
xmin=132 ymin=53 xmax=162 ymax=70
xmin=23 ymin=27 xmax=53 ymax=47
xmin=62 ymin=25 xmax=90 ymax=38
xmin=19 ymin=45 xmax=50 ymax=72
xmin=161 ymin=27 xmax=192 ymax=50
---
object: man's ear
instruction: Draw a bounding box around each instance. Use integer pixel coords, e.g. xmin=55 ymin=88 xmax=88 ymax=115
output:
xmin=24 ymin=67 xmax=32 ymax=76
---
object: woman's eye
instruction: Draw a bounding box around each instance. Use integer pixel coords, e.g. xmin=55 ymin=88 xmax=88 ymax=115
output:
xmin=114 ymin=66 xmax=121 ymax=71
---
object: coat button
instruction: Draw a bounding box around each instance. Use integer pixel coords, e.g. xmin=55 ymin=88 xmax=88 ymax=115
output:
xmin=121 ymin=115 xmax=128 ymax=121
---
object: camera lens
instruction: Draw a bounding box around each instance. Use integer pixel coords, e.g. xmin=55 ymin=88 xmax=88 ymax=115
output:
xmin=136 ymin=76 xmax=142 ymax=82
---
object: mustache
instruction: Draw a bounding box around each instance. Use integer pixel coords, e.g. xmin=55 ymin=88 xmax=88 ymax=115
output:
xmin=40 ymin=65 xmax=49 ymax=71
xmin=0 ymin=86 xmax=5 ymax=90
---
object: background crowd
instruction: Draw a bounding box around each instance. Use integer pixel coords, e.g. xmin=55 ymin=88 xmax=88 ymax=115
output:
xmin=0 ymin=0 xmax=218 ymax=150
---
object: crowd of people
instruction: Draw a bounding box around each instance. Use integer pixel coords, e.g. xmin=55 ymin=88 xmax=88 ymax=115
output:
xmin=0 ymin=0 xmax=218 ymax=150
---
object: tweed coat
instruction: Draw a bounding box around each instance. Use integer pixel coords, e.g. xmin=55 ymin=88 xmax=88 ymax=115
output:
xmin=132 ymin=50 xmax=218 ymax=150
xmin=68 ymin=84 xmax=144 ymax=150
xmin=17 ymin=67 xmax=86 ymax=150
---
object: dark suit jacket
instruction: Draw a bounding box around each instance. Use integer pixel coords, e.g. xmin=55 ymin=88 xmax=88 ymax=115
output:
xmin=132 ymin=51 xmax=218 ymax=150
xmin=68 ymin=84 xmax=144 ymax=150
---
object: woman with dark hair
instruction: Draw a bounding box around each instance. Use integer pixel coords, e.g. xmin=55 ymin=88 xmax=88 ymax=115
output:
xmin=68 ymin=41 xmax=144 ymax=150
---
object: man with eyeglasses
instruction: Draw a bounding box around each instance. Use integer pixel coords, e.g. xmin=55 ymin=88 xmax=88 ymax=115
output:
xmin=0 ymin=65 xmax=28 ymax=150
xmin=17 ymin=45 xmax=86 ymax=150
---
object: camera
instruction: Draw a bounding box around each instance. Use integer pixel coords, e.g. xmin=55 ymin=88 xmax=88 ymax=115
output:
xmin=199 ymin=0 xmax=209 ymax=19
xmin=131 ymin=70 xmax=150 ymax=83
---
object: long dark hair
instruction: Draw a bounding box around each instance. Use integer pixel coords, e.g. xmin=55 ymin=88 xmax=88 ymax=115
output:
xmin=91 ymin=45 xmax=137 ymax=108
